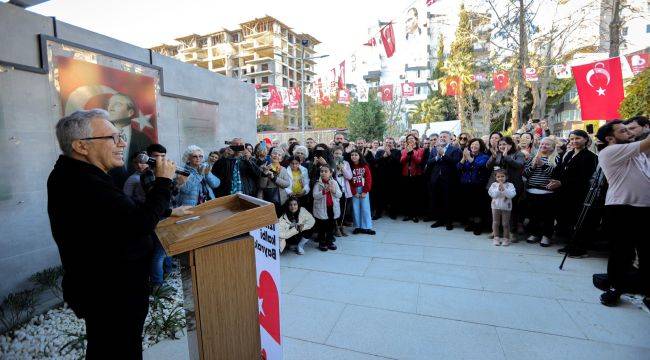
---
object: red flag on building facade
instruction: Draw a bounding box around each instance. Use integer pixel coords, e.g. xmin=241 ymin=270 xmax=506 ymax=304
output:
xmin=380 ymin=23 xmax=396 ymax=58
xmin=401 ymin=82 xmax=415 ymax=97
xmin=379 ymin=84 xmax=393 ymax=102
xmin=492 ymin=70 xmax=509 ymax=91
xmin=571 ymin=57 xmax=625 ymax=120
xmin=338 ymin=61 xmax=346 ymax=89
xmin=289 ymin=86 xmax=300 ymax=109
xmin=626 ymin=53 xmax=648 ymax=75
xmin=337 ymin=89 xmax=350 ymax=105
xmin=445 ymin=76 xmax=460 ymax=96
xmin=363 ymin=37 xmax=377 ymax=46
xmin=426 ymin=0 xmax=438 ymax=6
xmin=267 ymin=86 xmax=284 ymax=112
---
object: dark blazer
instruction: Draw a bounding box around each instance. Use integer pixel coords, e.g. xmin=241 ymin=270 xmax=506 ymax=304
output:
xmin=426 ymin=144 xmax=462 ymax=185
xmin=555 ymin=149 xmax=598 ymax=204
xmin=47 ymin=156 xmax=172 ymax=317
xmin=211 ymin=156 xmax=263 ymax=197
xmin=374 ymin=148 xmax=401 ymax=186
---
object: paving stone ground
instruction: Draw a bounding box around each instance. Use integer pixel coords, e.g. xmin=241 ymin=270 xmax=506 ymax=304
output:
xmin=144 ymin=218 xmax=650 ymax=360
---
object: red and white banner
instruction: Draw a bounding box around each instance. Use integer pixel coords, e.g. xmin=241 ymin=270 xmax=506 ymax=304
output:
xmin=251 ymin=224 xmax=282 ymax=360
xmin=338 ymin=88 xmax=350 ymax=105
xmin=279 ymin=87 xmax=290 ymax=106
xmin=524 ymin=67 xmax=539 ymax=82
xmin=288 ymin=86 xmax=300 ymax=109
xmin=338 ymin=61 xmax=346 ymax=89
xmin=380 ymin=23 xmax=396 ymax=58
xmin=401 ymin=82 xmax=415 ymax=97
xmin=426 ymin=0 xmax=438 ymax=5
xmin=492 ymin=70 xmax=510 ymax=91
xmin=626 ymin=53 xmax=649 ymax=75
xmin=553 ymin=64 xmax=572 ymax=79
xmin=379 ymin=84 xmax=394 ymax=102
xmin=572 ymin=57 xmax=625 ymax=121
xmin=267 ymin=86 xmax=284 ymax=112
xmin=445 ymin=76 xmax=460 ymax=96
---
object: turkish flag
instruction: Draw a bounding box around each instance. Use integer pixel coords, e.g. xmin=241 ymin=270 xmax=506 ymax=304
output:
xmin=267 ymin=86 xmax=284 ymax=112
xmin=401 ymin=82 xmax=415 ymax=97
xmin=257 ymin=271 xmax=281 ymax=343
xmin=445 ymin=76 xmax=460 ymax=96
xmin=363 ymin=37 xmax=377 ymax=47
xmin=289 ymin=86 xmax=300 ymax=109
xmin=572 ymin=57 xmax=625 ymax=121
xmin=380 ymin=84 xmax=393 ymax=102
xmin=338 ymin=61 xmax=346 ymax=89
xmin=426 ymin=0 xmax=438 ymax=5
xmin=380 ymin=23 xmax=396 ymax=58
xmin=626 ymin=53 xmax=649 ymax=75
xmin=493 ymin=70 xmax=509 ymax=91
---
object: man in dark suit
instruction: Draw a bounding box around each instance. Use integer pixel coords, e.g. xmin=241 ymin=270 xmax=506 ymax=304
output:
xmin=373 ymin=137 xmax=401 ymax=219
xmin=427 ymin=131 xmax=462 ymax=230
xmin=48 ymin=109 xmax=190 ymax=359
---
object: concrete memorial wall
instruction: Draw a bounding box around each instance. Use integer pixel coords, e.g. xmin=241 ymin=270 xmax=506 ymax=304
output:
xmin=0 ymin=2 xmax=256 ymax=299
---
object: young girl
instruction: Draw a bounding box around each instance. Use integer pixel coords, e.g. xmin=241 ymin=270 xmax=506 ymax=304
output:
xmin=332 ymin=146 xmax=353 ymax=237
xmin=349 ymin=150 xmax=375 ymax=235
xmin=312 ymin=165 xmax=342 ymax=251
xmin=488 ymin=168 xmax=517 ymax=246
xmin=278 ymin=198 xmax=315 ymax=255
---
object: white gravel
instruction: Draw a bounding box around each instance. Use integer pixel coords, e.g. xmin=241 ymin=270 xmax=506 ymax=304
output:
xmin=0 ymin=271 xmax=185 ymax=359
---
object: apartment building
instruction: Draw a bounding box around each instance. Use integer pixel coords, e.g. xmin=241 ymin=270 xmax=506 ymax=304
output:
xmin=152 ymin=16 xmax=321 ymax=130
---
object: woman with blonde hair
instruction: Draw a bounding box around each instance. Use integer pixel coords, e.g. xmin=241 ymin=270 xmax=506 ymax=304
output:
xmin=523 ymin=137 xmax=559 ymax=247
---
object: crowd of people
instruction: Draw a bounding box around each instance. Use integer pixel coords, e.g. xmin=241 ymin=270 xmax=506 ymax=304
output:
xmin=122 ymin=116 xmax=649 ymax=308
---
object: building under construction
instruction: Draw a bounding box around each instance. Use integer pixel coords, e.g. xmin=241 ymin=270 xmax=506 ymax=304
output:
xmin=152 ymin=16 xmax=320 ymax=130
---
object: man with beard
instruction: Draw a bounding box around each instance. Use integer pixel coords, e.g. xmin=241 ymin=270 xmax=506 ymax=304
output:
xmin=211 ymin=138 xmax=263 ymax=197
xmin=623 ymin=116 xmax=649 ymax=141
xmin=596 ymin=120 xmax=650 ymax=309
xmin=373 ymin=137 xmax=401 ymax=219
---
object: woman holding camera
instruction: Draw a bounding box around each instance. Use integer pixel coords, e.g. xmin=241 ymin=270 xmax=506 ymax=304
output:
xmin=176 ymin=145 xmax=220 ymax=207
xmin=258 ymin=147 xmax=291 ymax=215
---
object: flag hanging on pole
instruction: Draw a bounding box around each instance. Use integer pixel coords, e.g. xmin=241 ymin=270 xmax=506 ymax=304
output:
xmin=426 ymin=0 xmax=438 ymax=6
xmin=626 ymin=53 xmax=649 ymax=75
xmin=279 ymin=87 xmax=290 ymax=106
xmin=380 ymin=23 xmax=396 ymax=58
xmin=363 ymin=37 xmax=377 ymax=47
xmin=267 ymin=86 xmax=284 ymax=112
xmin=571 ymin=57 xmax=625 ymax=121
xmin=379 ymin=84 xmax=394 ymax=102
xmin=524 ymin=67 xmax=539 ymax=82
xmin=553 ymin=64 xmax=572 ymax=79
xmin=445 ymin=76 xmax=460 ymax=96
xmin=289 ymin=86 xmax=300 ymax=109
xmin=492 ymin=70 xmax=510 ymax=91
xmin=338 ymin=61 xmax=346 ymax=89
xmin=337 ymin=89 xmax=350 ymax=105
xmin=401 ymin=82 xmax=415 ymax=97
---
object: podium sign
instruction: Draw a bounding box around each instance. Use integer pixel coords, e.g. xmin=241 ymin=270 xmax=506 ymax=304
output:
xmin=251 ymin=224 xmax=282 ymax=359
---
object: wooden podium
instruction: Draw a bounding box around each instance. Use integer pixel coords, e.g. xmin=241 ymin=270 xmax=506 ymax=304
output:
xmin=156 ymin=193 xmax=277 ymax=360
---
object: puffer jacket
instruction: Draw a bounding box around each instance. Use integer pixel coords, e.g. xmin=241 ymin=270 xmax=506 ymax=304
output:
xmin=312 ymin=178 xmax=342 ymax=219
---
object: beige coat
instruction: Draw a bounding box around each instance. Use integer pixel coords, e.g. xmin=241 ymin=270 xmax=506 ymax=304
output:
xmin=278 ymin=208 xmax=315 ymax=251
xmin=257 ymin=165 xmax=291 ymax=205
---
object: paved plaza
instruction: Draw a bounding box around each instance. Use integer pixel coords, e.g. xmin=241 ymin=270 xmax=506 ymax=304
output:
xmin=145 ymin=218 xmax=650 ymax=359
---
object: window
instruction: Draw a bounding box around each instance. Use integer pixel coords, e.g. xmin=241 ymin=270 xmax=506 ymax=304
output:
xmin=647 ymin=24 xmax=650 ymax=33
xmin=261 ymin=63 xmax=269 ymax=71
xmin=261 ymin=76 xmax=269 ymax=83
xmin=250 ymin=78 xmax=255 ymax=83
xmin=622 ymin=27 xmax=628 ymax=36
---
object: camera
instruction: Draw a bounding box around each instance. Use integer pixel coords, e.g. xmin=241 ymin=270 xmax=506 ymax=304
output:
xmin=313 ymin=149 xmax=325 ymax=158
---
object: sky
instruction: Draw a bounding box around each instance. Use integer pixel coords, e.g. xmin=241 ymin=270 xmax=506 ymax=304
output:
xmin=22 ymin=0 xmax=463 ymax=74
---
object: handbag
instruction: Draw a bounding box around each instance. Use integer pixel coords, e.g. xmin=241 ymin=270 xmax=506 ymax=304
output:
xmin=262 ymin=187 xmax=281 ymax=206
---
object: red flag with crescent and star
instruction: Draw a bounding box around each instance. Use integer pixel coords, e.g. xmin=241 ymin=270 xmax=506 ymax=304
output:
xmin=571 ymin=57 xmax=624 ymax=121
xmin=380 ymin=23 xmax=396 ymax=58
xmin=445 ymin=76 xmax=460 ymax=96
xmin=379 ymin=84 xmax=394 ymax=102
xmin=338 ymin=61 xmax=346 ymax=89
xmin=401 ymin=82 xmax=415 ymax=97
xmin=492 ymin=70 xmax=509 ymax=91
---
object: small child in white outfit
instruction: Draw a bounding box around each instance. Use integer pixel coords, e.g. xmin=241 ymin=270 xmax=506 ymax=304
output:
xmin=488 ymin=168 xmax=517 ymax=246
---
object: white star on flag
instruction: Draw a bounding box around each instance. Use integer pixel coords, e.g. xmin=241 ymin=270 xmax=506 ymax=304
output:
xmin=258 ymin=297 xmax=265 ymax=316
xmin=132 ymin=114 xmax=154 ymax=131
xmin=596 ymin=87 xmax=606 ymax=96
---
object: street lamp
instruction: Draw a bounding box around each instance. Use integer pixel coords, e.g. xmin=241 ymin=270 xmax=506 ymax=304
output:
xmin=274 ymin=45 xmax=327 ymax=142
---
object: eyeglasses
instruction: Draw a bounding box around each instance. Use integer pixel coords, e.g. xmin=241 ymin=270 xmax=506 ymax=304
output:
xmin=191 ymin=154 xmax=204 ymax=159
xmin=459 ymin=137 xmax=468 ymax=140
xmin=80 ymin=132 xmax=127 ymax=145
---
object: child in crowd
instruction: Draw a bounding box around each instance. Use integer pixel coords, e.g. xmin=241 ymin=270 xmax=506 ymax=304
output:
xmin=332 ymin=146 xmax=353 ymax=236
xmin=488 ymin=168 xmax=517 ymax=246
xmin=312 ymin=165 xmax=342 ymax=251
xmin=349 ymin=150 xmax=376 ymax=235
xmin=278 ymin=198 xmax=315 ymax=255
xmin=286 ymin=156 xmax=310 ymax=208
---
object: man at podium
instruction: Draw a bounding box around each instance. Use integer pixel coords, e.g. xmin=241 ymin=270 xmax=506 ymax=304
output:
xmin=47 ymin=109 xmax=191 ymax=359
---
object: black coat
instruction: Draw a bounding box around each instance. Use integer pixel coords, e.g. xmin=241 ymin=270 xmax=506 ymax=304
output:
xmin=47 ymin=156 xmax=172 ymax=317
xmin=211 ymin=156 xmax=262 ymax=198
xmin=426 ymin=145 xmax=462 ymax=185
xmin=374 ymin=149 xmax=401 ymax=188
xmin=555 ymin=149 xmax=598 ymax=206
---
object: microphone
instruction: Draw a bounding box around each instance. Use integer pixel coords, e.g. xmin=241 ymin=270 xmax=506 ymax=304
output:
xmin=136 ymin=153 xmax=191 ymax=177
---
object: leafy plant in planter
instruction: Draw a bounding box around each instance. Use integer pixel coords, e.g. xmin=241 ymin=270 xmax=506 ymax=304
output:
xmin=149 ymin=284 xmax=176 ymax=312
xmin=145 ymin=304 xmax=186 ymax=342
xmin=0 ymin=289 xmax=38 ymax=332
xmin=59 ymin=329 xmax=87 ymax=359
xmin=29 ymin=266 xmax=64 ymax=301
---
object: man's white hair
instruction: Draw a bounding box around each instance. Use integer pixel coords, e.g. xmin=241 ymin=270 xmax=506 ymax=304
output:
xmin=55 ymin=109 xmax=109 ymax=156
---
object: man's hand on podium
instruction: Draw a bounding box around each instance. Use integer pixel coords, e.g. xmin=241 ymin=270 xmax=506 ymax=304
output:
xmin=171 ymin=205 xmax=194 ymax=217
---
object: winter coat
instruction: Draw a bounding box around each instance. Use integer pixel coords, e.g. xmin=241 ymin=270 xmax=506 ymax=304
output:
xmin=176 ymin=165 xmax=220 ymax=207
xmin=285 ymin=165 xmax=310 ymax=196
xmin=334 ymin=159 xmax=353 ymax=198
xmin=488 ymin=182 xmax=517 ymax=211
xmin=258 ymin=165 xmax=292 ymax=205
xmin=211 ymin=156 xmax=262 ymax=197
xmin=400 ymin=148 xmax=425 ymax=176
xmin=350 ymin=163 xmax=372 ymax=195
xmin=312 ymin=178 xmax=342 ymax=219
xmin=457 ymin=153 xmax=490 ymax=185
xmin=486 ymin=151 xmax=526 ymax=193
xmin=278 ymin=208 xmax=315 ymax=240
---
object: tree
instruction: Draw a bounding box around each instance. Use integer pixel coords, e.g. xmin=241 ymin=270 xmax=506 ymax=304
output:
xmin=445 ymin=4 xmax=475 ymax=130
xmin=347 ymin=94 xmax=386 ymax=141
xmin=309 ymin=97 xmax=349 ymax=129
xmin=619 ymin=68 xmax=650 ymax=118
